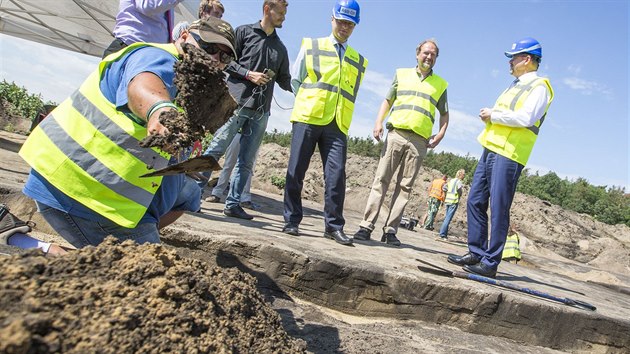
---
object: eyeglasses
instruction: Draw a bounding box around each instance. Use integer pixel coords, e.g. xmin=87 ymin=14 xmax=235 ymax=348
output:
xmin=189 ymin=31 xmax=234 ymax=64
xmin=334 ymin=18 xmax=356 ymax=28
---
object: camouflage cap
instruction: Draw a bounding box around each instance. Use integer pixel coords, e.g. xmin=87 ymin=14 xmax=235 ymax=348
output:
xmin=189 ymin=17 xmax=236 ymax=59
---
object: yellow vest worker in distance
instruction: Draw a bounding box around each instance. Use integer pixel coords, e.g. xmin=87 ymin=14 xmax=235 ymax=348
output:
xmin=18 ymin=18 xmax=237 ymax=249
xmin=502 ymin=224 xmax=522 ymax=263
xmin=353 ymin=39 xmax=449 ymax=247
xmin=447 ymin=37 xmax=554 ymax=278
xmin=438 ymin=169 xmax=465 ymax=240
xmin=282 ymin=0 xmax=367 ymax=245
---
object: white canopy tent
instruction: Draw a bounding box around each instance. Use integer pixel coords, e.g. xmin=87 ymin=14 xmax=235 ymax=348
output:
xmin=0 ymin=0 xmax=199 ymax=57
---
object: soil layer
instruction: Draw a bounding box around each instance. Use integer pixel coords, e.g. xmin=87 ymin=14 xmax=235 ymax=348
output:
xmin=0 ymin=238 xmax=306 ymax=353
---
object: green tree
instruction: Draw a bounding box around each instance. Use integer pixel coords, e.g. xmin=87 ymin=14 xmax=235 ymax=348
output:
xmin=0 ymin=80 xmax=47 ymax=120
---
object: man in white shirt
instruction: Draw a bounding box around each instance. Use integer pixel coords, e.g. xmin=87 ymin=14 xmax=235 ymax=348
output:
xmin=447 ymin=37 xmax=554 ymax=278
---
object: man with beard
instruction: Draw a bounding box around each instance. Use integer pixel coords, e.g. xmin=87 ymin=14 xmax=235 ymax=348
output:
xmin=201 ymin=0 xmax=292 ymax=220
xmin=353 ymin=39 xmax=449 ymax=247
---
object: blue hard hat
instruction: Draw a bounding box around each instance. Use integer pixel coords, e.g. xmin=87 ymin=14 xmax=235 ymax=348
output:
xmin=504 ymin=37 xmax=542 ymax=58
xmin=333 ymin=0 xmax=360 ymax=25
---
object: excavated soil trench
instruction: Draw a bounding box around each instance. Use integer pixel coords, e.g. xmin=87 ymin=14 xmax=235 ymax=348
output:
xmin=159 ymin=229 xmax=630 ymax=353
xmin=0 ymin=239 xmax=306 ymax=353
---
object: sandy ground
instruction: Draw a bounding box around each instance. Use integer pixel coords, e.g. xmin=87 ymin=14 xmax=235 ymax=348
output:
xmin=1 ymin=129 xmax=629 ymax=353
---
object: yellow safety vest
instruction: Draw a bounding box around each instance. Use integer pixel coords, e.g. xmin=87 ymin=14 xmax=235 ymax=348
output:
xmin=478 ymin=75 xmax=554 ymax=166
xmin=444 ymin=178 xmax=461 ymax=204
xmin=428 ymin=178 xmax=446 ymax=201
xmin=291 ymin=37 xmax=368 ymax=135
xmin=19 ymin=43 xmax=178 ymax=228
xmin=388 ymin=68 xmax=448 ymax=139
xmin=502 ymin=232 xmax=522 ymax=260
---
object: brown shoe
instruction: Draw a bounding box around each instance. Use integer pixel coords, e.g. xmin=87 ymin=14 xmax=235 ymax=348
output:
xmin=205 ymin=195 xmax=221 ymax=203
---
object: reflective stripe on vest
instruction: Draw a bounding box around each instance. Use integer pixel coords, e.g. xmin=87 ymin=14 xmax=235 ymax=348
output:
xmin=428 ymin=179 xmax=446 ymax=201
xmin=502 ymin=233 xmax=522 ymax=260
xmin=444 ymin=178 xmax=461 ymax=204
xmin=19 ymin=42 xmax=178 ymax=227
xmin=477 ymin=76 xmax=554 ymax=166
xmin=388 ymin=68 xmax=447 ymax=139
xmin=291 ymin=37 xmax=368 ymax=135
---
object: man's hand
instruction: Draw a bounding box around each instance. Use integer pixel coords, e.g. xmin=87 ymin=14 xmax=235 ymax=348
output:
xmin=427 ymin=132 xmax=444 ymax=149
xmin=479 ymin=108 xmax=492 ymax=122
xmin=147 ymin=107 xmax=172 ymax=136
xmin=247 ymin=70 xmax=272 ymax=86
xmin=373 ymin=123 xmax=384 ymax=141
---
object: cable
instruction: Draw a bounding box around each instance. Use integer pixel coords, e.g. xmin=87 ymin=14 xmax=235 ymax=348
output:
xmin=272 ymin=94 xmax=293 ymax=110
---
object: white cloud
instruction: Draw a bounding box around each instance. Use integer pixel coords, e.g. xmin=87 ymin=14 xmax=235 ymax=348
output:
xmin=567 ymin=64 xmax=582 ymax=75
xmin=562 ymin=77 xmax=613 ymax=98
xmin=359 ymin=69 xmax=392 ymax=98
xmin=490 ymin=69 xmax=500 ymax=78
xmin=1 ymin=35 xmax=99 ymax=103
xmin=443 ymin=109 xmax=482 ymax=142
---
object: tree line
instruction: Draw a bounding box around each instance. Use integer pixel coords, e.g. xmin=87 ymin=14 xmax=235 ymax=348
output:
xmin=263 ymin=130 xmax=629 ymax=227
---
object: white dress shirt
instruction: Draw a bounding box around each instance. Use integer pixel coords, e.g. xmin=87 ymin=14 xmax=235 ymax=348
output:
xmin=491 ymin=71 xmax=551 ymax=128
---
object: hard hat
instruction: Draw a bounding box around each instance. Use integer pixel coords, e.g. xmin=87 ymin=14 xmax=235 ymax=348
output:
xmin=504 ymin=37 xmax=542 ymax=58
xmin=333 ymin=0 xmax=361 ymax=25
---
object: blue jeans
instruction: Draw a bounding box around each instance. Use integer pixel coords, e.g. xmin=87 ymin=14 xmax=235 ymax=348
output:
xmin=467 ymin=149 xmax=524 ymax=269
xmin=37 ymin=201 xmax=161 ymax=248
xmin=35 ymin=176 xmax=200 ymax=248
xmin=203 ymin=107 xmax=269 ymax=209
xmin=439 ymin=203 xmax=458 ymax=237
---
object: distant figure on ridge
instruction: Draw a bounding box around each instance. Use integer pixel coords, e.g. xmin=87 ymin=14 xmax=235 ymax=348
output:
xmin=422 ymin=174 xmax=448 ymax=231
xmin=437 ymin=169 xmax=465 ymax=240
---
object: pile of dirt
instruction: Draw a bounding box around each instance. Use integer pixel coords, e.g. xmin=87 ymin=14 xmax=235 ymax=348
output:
xmin=140 ymin=43 xmax=237 ymax=153
xmin=0 ymin=238 xmax=306 ymax=353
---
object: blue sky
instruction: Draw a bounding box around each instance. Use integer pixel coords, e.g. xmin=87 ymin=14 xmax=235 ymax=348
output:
xmin=1 ymin=0 xmax=628 ymax=189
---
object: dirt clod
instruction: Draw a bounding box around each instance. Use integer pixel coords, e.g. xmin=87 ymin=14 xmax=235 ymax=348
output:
xmin=0 ymin=238 xmax=306 ymax=353
xmin=140 ymin=43 xmax=237 ymax=153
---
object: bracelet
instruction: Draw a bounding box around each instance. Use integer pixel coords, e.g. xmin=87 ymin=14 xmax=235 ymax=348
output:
xmin=145 ymin=100 xmax=177 ymax=121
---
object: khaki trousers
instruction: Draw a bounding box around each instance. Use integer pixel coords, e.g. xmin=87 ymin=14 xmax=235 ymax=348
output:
xmin=359 ymin=129 xmax=428 ymax=234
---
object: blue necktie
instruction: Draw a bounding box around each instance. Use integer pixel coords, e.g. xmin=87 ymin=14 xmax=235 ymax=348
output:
xmin=334 ymin=43 xmax=342 ymax=60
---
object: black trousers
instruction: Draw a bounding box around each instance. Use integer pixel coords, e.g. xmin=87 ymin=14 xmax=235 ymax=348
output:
xmin=102 ymin=38 xmax=127 ymax=58
xmin=283 ymin=121 xmax=347 ymax=231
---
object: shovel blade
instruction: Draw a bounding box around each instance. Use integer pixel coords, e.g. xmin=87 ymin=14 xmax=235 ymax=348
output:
xmin=141 ymin=155 xmax=221 ymax=177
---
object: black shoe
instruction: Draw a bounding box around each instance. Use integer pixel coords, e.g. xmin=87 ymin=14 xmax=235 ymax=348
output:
xmin=380 ymin=233 xmax=401 ymax=246
xmin=447 ymin=252 xmax=481 ymax=266
xmin=324 ymin=230 xmax=353 ymax=246
xmin=223 ymin=205 xmax=254 ymax=220
xmin=282 ymin=223 xmax=299 ymax=236
xmin=463 ymin=262 xmax=497 ymax=278
xmin=353 ymin=227 xmax=372 ymax=241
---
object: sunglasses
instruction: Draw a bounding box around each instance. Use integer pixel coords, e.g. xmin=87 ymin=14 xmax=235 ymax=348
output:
xmin=189 ymin=31 xmax=234 ymax=64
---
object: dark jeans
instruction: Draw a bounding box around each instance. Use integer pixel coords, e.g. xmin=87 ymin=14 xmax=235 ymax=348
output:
xmin=467 ymin=149 xmax=524 ymax=269
xmin=102 ymin=38 xmax=127 ymax=58
xmin=284 ymin=121 xmax=347 ymax=231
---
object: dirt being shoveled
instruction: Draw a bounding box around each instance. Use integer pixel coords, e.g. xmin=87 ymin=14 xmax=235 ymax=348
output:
xmin=140 ymin=43 xmax=237 ymax=152
xmin=0 ymin=238 xmax=306 ymax=353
